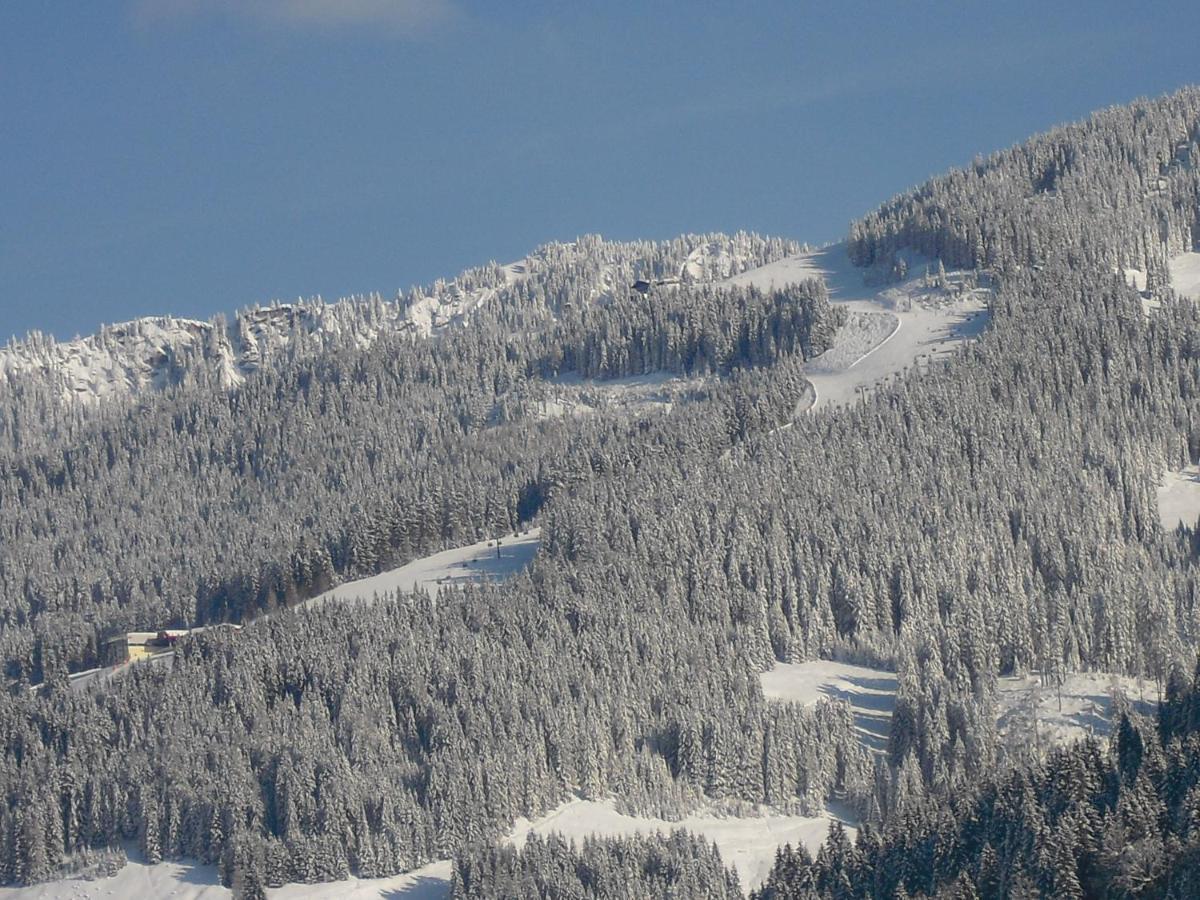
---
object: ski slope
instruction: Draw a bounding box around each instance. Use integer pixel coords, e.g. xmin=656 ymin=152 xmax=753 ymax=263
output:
xmin=725 ymin=243 xmax=990 ymax=410
xmin=307 ymin=529 xmax=541 ymax=607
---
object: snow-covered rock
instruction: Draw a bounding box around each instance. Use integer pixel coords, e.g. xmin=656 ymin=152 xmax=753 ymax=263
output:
xmin=0 ymin=263 xmax=526 ymax=405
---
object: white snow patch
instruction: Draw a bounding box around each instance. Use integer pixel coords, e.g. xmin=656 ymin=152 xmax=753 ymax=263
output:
xmin=759 ymin=661 xmax=897 ymax=753
xmin=1157 ymin=465 xmax=1200 ymax=530
xmin=308 ymin=529 xmax=541 ymax=607
xmin=1119 ymin=266 xmax=1148 ymax=292
xmin=507 ymin=797 xmax=851 ymax=894
xmin=0 ymin=857 xmax=452 ymax=900
xmin=725 ymin=244 xmax=991 ymax=410
xmin=995 ymin=672 xmax=1160 ymax=749
xmin=1116 ymin=266 xmax=1160 ymax=315
xmin=532 ymin=370 xmax=710 ymax=421
xmin=1169 ymin=252 xmax=1200 ymax=301
xmin=760 ymin=661 xmax=1161 ymax=757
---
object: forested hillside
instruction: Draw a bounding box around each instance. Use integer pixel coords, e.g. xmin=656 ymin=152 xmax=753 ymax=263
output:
xmin=0 ymin=244 xmax=832 ymax=682
xmin=753 ymin=664 xmax=1200 ymax=898
xmin=5 ymin=87 xmax=1200 ymax=897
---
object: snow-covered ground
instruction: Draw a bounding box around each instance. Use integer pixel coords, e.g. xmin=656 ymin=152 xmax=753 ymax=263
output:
xmin=760 ymin=660 xmax=1162 ymax=755
xmin=995 ymin=672 xmax=1159 ymax=749
xmin=307 ymin=529 xmax=541 ymax=607
xmin=532 ymin=370 xmax=711 ymax=421
xmin=1169 ymin=251 xmax=1200 ymax=301
xmin=725 ymin=243 xmax=990 ymax=410
xmin=7 ymin=792 xmax=851 ymax=899
xmin=759 ymin=661 xmax=897 ymax=752
xmin=1157 ymin=465 xmax=1200 ymax=530
xmin=0 ymin=855 xmax=452 ymax=900
xmin=507 ymin=798 xmax=851 ymax=893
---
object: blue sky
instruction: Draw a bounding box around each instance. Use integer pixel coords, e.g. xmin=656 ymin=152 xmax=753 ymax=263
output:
xmin=3 ymin=2 xmax=1200 ymax=341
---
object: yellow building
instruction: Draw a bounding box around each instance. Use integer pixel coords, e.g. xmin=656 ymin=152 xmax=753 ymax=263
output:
xmin=102 ymin=629 xmax=191 ymax=665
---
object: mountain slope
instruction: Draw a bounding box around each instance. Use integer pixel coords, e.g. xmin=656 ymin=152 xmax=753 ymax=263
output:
xmin=1 ymin=233 xmax=796 ymax=406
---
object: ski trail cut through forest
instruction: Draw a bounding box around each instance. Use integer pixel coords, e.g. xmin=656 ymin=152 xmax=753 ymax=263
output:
xmin=724 ymin=242 xmax=991 ymax=412
xmin=306 ymin=528 xmax=541 ymax=608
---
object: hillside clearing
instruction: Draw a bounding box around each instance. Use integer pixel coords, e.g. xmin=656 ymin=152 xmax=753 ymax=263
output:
xmin=759 ymin=660 xmax=897 ymax=752
xmin=1157 ymin=465 xmax=1200 ymax=530
xmin=725 ymin=243 xmax=990 ymax=410
xmin=760 ymin=660 xmax=1162 ymax=755
xmin=307 ymin=529 xmax=541 ymax=607
xmin=506 ymin=797 xmax=853 ymax=894
xmin=1169 ymin=251 xmax=1200 ymax=300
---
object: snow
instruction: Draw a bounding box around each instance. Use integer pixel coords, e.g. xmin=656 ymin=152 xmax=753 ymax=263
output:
xmin=506 ymin=798 xmax=852 ymax=893
xmin=534 ymin=370 xmax=710 ymax=421
xmin=760 ymin=660 xmax=1162 ymax=756
xmin=9 ymin=793 xmax=850 ymax=899
xmin=0 ymin=260 xmax=531 ymax=406
xmin=307 ymin=529 xmax=541 ymax=607
xmin=1119 ymin=266 xmax=1148 ymax=292
xmin=725 ymin=243 xmax=991 ymax=410
xmin=0 ymin=857 xmax=453 ymax=900
xmin=759 ymin=661 xmax=897 ymax=752
xmin=995 ymin=672 xmax=1159 ymax=749
xmin=1116 ymin=266 xmax=1162 ymax=315
xmin=1169 ymin=251 xmax=1200 ymax=301
xmin=1157 ymin=465 xmax=1200 ymax=530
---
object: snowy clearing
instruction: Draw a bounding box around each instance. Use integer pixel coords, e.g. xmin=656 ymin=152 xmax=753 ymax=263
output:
xmin=995 ymin=672 xmax=1159 ymax=749
xmin=1169 ymin=251 xmax=1200 ymax=301
xmin=308 ymin=529 xmax=541 ymax=607
xmin=507 ymin=797 xmax=852 ymax=893
xmin=6 ymin=793 xmax=853 ymax=899
xmin=759 ymin=661 xmax=897 ymax=752
xmin=725 ymin=243 xmax=990 ymax=410
xmin=1117 ymin=266 xmax=1162 ymax=315
xmin=0 ymin=855 xmax=452 ymax=900
xmin=760 ymin=660 xmax=1162 ymax=755
xmin=1157 ymin=465 xmax=1200 ymax=529
xmin=531 ymin=370 xmax=711 ymax=421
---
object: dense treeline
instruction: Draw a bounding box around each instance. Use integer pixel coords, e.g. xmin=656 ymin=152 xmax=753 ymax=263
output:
xmin=545 ymin=281 xmax=842 ymax=380
xmin=753 ymin=662 xmax=1200 ymax=898
xmin=452 ymin=831 xmax=742 ymax=899
xmin=849 ymin=88 xmax=1200 ymax=277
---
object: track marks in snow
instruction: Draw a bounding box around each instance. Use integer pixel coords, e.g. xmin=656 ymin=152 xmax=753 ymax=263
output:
xmin=308 ymin=529 xmax=541 ymax=607
xmin=726 ymin=243 xmax=991 ymax=411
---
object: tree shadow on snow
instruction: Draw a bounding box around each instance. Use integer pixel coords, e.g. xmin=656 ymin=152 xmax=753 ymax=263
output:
xmin=817 ymin=676 xmax=897 ymax=753
xmin=383 ymin=873 xmax=452 ymax=899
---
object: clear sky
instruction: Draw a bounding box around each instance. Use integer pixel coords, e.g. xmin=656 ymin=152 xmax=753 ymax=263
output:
xmin=3 ymin=1 xmax=1200 ymax=341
